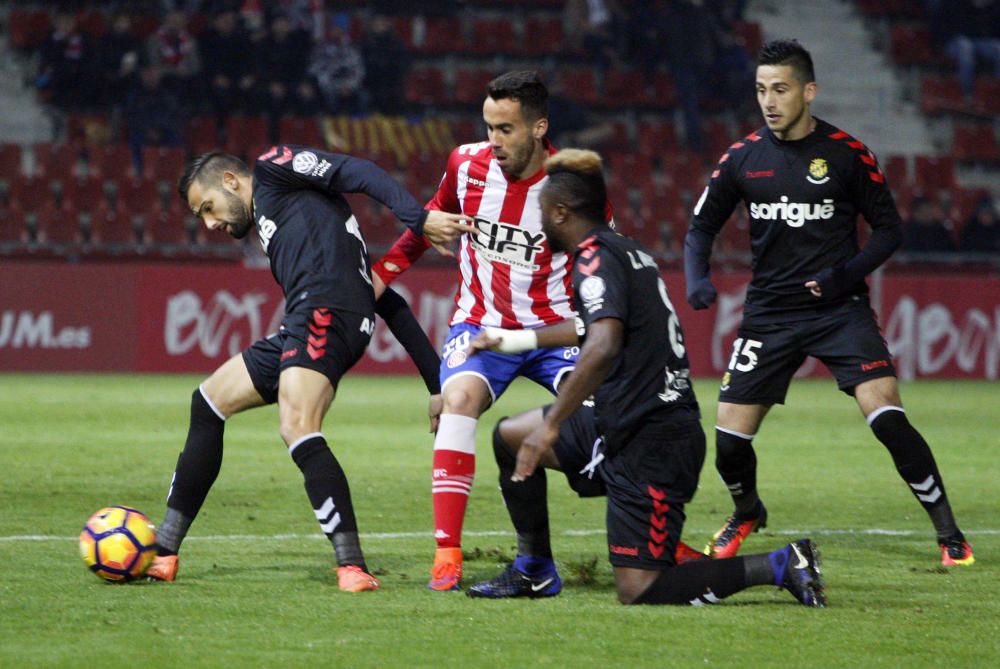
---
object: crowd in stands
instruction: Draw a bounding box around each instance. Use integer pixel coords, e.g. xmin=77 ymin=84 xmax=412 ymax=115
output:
xmin=1 ymin=0 xmax=998 ymax=266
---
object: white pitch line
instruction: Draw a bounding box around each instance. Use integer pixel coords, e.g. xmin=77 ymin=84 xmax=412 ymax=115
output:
xmin=3 ymin=528 xmax=999 ymax=543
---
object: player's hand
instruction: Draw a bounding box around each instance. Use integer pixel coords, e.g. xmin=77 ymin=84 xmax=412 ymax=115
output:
xmin=428 ymin=393 xmax=443 ymax=434
xmin=686 ymin=276 xmax=717 ymax=310
xmin=513 ymin=423 xmax=559 ymax=481
xmin=423 ymin=211 xmax=474 ymax=258
xmin=807 ymin=265 xmax=849 ymax=300
xmin=469 ymin=329 xmax=501 ymax=355
xmin=372 ymin=271 xmax=387 ymax=300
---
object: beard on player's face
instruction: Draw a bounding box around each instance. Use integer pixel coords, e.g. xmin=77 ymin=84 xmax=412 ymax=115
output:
xmin=221 ymin=188 xmax=253 ymax=239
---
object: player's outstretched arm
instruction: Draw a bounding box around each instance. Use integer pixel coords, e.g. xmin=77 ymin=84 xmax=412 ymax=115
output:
xmin=513 ymin=318 xmax=622 ymax=481
xmin=469 ymin=319 xmax=579 ymax=355
xmin=375 ymin=287 xmax=442 ymax=401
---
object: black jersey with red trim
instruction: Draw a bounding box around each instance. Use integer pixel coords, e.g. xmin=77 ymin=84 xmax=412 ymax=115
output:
xmin=690 ymin=118 xmax=902 ymax=316
xmin=252 ymin=145 xmax=428 ymax=317
xmin=571 ymin=226 xmax=699 ymax=451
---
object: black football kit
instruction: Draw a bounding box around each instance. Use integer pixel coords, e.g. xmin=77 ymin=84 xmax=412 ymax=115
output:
xmin=685 ymin=119 xmax=903 ymax=400
xmin=548 ymin=226 xmax=704 ymax=569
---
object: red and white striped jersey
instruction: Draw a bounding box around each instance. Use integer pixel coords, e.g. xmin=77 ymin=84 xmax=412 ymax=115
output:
xmin=374 ymin=139 xmax=576 ymax=329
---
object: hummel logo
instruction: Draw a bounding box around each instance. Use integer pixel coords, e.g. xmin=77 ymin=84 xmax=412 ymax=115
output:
xmin=791 ymin=543 xmax=809 ymax=570
xmin=531 ymin=577 xmax=554 ymax=592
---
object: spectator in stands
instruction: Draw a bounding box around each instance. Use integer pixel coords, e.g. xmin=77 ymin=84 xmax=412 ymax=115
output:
xmin=928 ymin=0 xmax=1000 ymax=98
xmin=959 ymin=196 xmax=1000 ymax=253
xmin=902 ymin=196 xmax=956 ymax=254
xmin=564 ymin=0 xmax=624 ymax=68
xmin=547 ymin=74 xmax=615 ymax=151
xmin=360 ymin=14 xmax=409 ymax=116
xmin=99 ymin=12 xmax=143 ymax=108
xmin=308 ymin=12 xmax=368 ymax=116
xmin=148 ymin=9 xmax=201 ymax=103
xmin=258 ymin=13 xmax=313 ymax=126
xmin=125 ymin=64 xmax=184 ymax=176
xmin=36 ymin=10 xmax=99 ymax=111
xmin=199 ymin=10 xmax=257 ymax=118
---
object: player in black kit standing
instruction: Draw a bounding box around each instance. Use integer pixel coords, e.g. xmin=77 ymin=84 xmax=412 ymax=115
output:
xmin=146 ymin=146 xmax=470 ymax=591
xmin=464 ymin=149 xmax=825 ymax=607
xmin=684 ymin=39 xmax=973 ymax=567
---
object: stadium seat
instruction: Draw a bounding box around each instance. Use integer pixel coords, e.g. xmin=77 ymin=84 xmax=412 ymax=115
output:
xmin=61 ymin=174 xmax=107 ymax=214
xmin=34 ymin=202 xmax=81 ymax=248
xmin=8 ymin=9 xmax=51 ymax=51
xmin=470 ymin=17 xmax=518 ymax=54
xmin=524 ymin=17 xmax=566 ymax=55
xmin=920 ymin=76 xmax=965 ymax=116
xmin=649 ymin=72 xmax=679 ymax=110
xmin=914 ymin=155 xmax=957 ymax=190
xmin=0 ymin=144 xmax=24 ymax=183
xmin=8 ymin=175 xmax=53 ymax=211
xmin=413 ymin=16 xmax=466 ymax=53
xmin=75 ymin=9 xmax=107 ymax=38
xmin=86 ymin=143 xmax=136 ymax=180
xmin=889 ymin=25 xmax=938 ymax=66
xmin=277 ymin=117 xmax=325 ymax=148
xmin=90 ymin=201 xmax=140 ymax=247
xmin=32 ymin=143 xmax=82 ymax=181
xmin=0 ymin=205 xmax=27 ymax=244
xmin=225 ymin=116 xmax=271 ymax=160
xmin=638 ymin=120 xmax=678 ymax=156
xmin=141 ymin=146 xmax=187 ymax=184
xmin=560 ymin=68 xmax=599 ymax=105
xmin=732 ymin=20 xmax=763 ymax=56
xmin=972 ymin=78 xmax=1000 ymax=117
xmin=602 ymin=69 xmax=648 ymax=107
xmin=405 ymin=67 xmax=447 ymax=107
xmin=187 ymin=116 xmax=223 ymax=156
xmin=453 ymin=69 xmax=497 ymax=105
xmin=883 ymin=154 xmax=910 ymax=189
xmin=952 ymin=125 xmax=1000 ymax=163
xmin=148 ymin=200 xmax=195 ymax=246
xmin=115 ymin=177 xmax=162 ymax=213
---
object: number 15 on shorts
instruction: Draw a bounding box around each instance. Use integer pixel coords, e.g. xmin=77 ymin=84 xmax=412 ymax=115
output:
xmin=728 ymin=337 xmax=763 ymax=372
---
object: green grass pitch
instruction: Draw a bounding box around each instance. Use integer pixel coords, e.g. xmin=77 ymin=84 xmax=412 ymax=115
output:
xmin=0 ymin=374 xmax=996 ymax=667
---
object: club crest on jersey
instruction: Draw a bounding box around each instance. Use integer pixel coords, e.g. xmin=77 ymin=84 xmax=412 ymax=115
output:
xmin=293 ymin=151 xmax=319 ymax=174
xmin=807 ymin=158 xmax=830 ymax=184
xmin=579 ymin=276 xmax=606 ymax=313
xmin=470 ymin=216 xmax=545 ymax=270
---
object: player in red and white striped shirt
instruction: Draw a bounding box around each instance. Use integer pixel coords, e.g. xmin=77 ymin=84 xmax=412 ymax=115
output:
xmin=373 ymin=71 xmax=591 ymax=591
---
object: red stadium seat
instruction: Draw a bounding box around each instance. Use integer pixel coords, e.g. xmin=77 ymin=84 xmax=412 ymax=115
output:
xmin=32 ymin=143 xmax=82 ymax=181
xmin=0 ymin=143 xmax=24 ymax=182
xmin=920 ymin=76 xmax=964 ymax=116
xmin=115 ymin=177 xmax=161 ymax=213
xmin=8 ymin=9 xmax=51 ymax=51
xmin=972 ymin=77 xmax=1000 ymax=117
xmin=225 ymin=116 xmax=270 ymax=160
xmin=952 ymin=124 xmax=1000 ymax=163
xmin=61 ymin=174 xmax=108 ymax=214
xmin=75 ymin=10 xmax=107 ymax=38
xmin=883 ymin=154 xmax=910 ymax=189
xmin=638 ymin=120 xmax=678 ymax=155
xmin=90 ymin=201 xmax=139 ymax=246
xmin=649 ymin=73 xmax=678 ymax=110
xmin=0 ymin=205 xmax=28 ymax=243
xmin=277 ymin=117 xmax=325 ymax=148
xmin=889 ymin=25 xmax=938 ymax=66
xmin=560 ymin=68 xmax=599 ymax=105
xmin=524 ymin=17 xmax=566 ymax=55
xmin=405 ymin=67 xmax=447 ymax=107
xmin=453 ymin=68 xmax=497 ymax=105
xmin=141 ymin=146 xmax=187 ymax=183
xmin=148 ymin=200 xmax=195 ymax=246
xmin=470 ymin=17 xmax=518 ymax=54
xmin=87 ymin=143 xmax=136 ymax=180
xmin=187 ymin=116 xmax=223 ymax=155
xmin=8 ymin=175 xmax=53 ymax=211
xmin=34 ymin=202 xmax=81 ymax=246
xmin=914 ymin=155 xmax=957 ymax=190
xmin=413 ymin=16 xmax=466 ymax=53
xmin=602 ymin=69 xmax=647 ymax=107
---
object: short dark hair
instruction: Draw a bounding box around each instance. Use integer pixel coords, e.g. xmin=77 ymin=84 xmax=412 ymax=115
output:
xmin=487 ymin=70 xmax=548 ymax=121
xmin=758 ymin=39 xmax=815 ymax=84
xmin=543 ymin=149 xmax=607 ymax=225
xmin=177 ymin=152 xmax=250 ymax=202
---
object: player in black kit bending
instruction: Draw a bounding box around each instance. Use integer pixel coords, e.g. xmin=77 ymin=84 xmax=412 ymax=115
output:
xmin=147 ymin=146 xmax=470 ymax=590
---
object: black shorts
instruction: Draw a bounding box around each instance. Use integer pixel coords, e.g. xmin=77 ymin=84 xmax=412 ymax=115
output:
xmin=719 ymin=297 xmax=897 ymax=405
xmin=550 ymin=405 xmax=706 ymax=569
xmin=242 ymin=307 xmax=372 ymax=404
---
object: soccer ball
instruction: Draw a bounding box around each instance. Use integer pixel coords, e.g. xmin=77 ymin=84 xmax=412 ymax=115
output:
xmin=79 ymin=506 xmax=157 ymax=582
